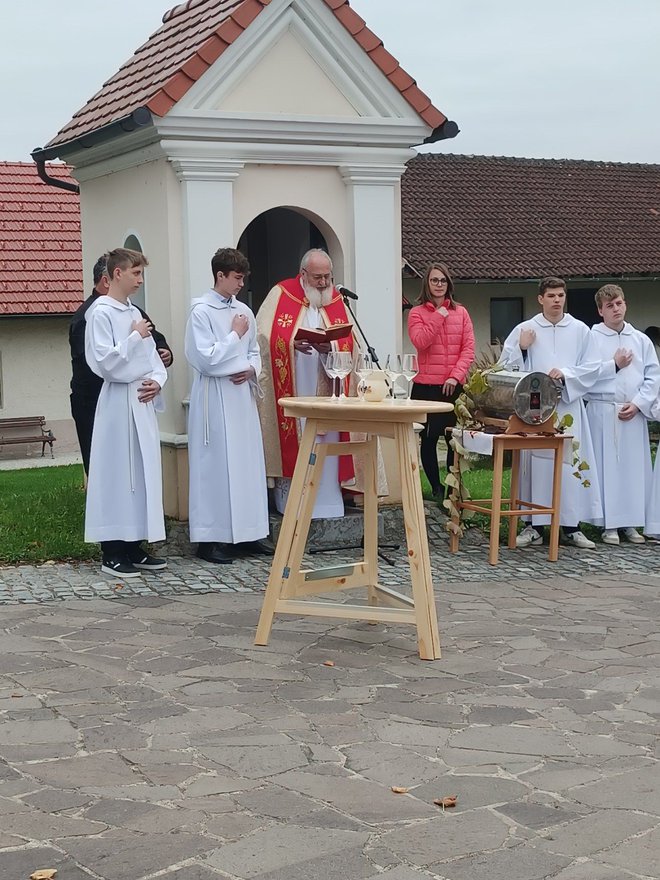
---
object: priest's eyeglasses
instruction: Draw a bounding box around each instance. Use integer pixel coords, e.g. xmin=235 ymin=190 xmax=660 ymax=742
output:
xmin=304 ymin=271 xmax=333 ymax=282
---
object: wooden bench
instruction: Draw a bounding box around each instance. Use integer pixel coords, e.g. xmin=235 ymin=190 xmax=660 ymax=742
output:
xmin=0 ymin=416 xmax=56 ymax=459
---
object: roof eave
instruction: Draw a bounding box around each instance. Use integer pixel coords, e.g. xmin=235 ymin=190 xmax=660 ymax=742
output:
xmin=32 ymin=107 xmax=154 ymax=163
xmin=422 ymin=120 xmax=460 ymax=145
xmin=0 ymin=310 xmax=77 ymax=319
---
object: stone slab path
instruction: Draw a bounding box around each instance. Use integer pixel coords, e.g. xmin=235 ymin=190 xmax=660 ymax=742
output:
xmin=0 ymin=547 xmax=658 ymax=879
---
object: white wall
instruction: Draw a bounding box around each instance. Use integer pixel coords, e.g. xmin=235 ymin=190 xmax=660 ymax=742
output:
xmin=218 ymin=27 xmax=361 ymax=117
xmin=0 ymin=317 xmax=71 ymax=423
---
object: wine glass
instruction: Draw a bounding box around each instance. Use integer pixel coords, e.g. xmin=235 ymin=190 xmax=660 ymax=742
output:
xmin=401 ymin=353 xmax=419 ymax=399
xmin=354 ymin=351 xmax=373 ymax=381
xmin=352 ymin=351 xmax=371 ymax=400
xmin=322 ymin=351 xmax=339 ymax=400
xmin=385 ymin=354 xmax=403 ymax=399
xmin=333 ymin=351 xmax=353 ymax=400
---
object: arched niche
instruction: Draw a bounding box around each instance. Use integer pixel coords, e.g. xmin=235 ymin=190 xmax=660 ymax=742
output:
xmin=124 ymin=232 xmax=146 ymax=311
xmin=237 ymin=207 xmax=343 ymax=314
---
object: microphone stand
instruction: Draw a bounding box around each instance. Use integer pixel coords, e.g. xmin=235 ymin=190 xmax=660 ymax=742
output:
xmin=338 ymin=291 xmax=400 ymax=564
xmin=342 ymin=291 xmax=396 ymax=398
xmin=341 ymin=294 xmax=381 ymax=368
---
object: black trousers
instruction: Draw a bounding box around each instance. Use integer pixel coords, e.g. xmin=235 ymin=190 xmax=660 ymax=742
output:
xmin=70 ymin=395 xmax=96 ymax=476
xmin=410 ymin=382 xmax=462 ymax=493
xmin=100 ymin=540 xmax=142 ymax=560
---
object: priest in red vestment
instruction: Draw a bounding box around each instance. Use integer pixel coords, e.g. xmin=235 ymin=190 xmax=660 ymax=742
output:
xmin=256 ymin=249 xmax=356 ymax=518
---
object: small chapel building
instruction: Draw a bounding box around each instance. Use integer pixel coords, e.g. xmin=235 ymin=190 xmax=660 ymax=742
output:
xmin=32 ymin=0 xmax=457 ymax=515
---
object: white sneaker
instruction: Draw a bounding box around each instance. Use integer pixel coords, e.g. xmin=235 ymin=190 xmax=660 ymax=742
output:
xmin=516 ymin=525 xmax=543 ymax=547
xmin=564 ymin=530 xmax=595 ymax=549
xmin=602 ymin=529 xmax=620 ymax=545
xmin=622 ymin=527 xmax=645 ymax=544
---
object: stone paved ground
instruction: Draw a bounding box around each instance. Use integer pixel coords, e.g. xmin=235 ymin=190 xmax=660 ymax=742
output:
xmin=0 ymin=539 xmax=659 ymax=880
xmin=2 ymin=521 xmax=660 ymax=602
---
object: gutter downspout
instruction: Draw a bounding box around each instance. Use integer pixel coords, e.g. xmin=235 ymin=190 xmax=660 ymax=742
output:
xmin=31 ymin=107 xmax=153 ymax=194
xmin=34 ymin=159 xmax=80 ymax=194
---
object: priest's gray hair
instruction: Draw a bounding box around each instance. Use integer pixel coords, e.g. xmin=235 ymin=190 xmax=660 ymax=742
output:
xmin=300 ymin=249 xmax=333 ymax=272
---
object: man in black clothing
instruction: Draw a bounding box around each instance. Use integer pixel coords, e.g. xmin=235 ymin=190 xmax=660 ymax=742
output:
xmin=69 ymin=253 xmax=173 ymax=474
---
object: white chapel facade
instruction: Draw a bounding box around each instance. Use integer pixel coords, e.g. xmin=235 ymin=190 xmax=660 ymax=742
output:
xmin=33 ymin=0 xmax=456 ymax=515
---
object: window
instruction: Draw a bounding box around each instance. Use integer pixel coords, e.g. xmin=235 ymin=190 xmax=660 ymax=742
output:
xmin=490 ymin=298 xmax=523 ymax=344
xmin=567 ymin=287 xmax=599 ymax=327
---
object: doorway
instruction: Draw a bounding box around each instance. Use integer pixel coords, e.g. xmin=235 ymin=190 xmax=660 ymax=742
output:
xmin=567 ymin=286 xmax=599 ymax=327
xmin=237 ymin=208 xmax=329 ymax=314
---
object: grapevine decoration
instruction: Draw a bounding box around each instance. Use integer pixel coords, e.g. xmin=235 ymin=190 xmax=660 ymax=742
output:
xmin=444 ymin=364 xmax=503 ymax=536
xmin=443 ymin=361 xmax=590 ymax=537
xmin=553 ymin=412 xmax=591 ymax=488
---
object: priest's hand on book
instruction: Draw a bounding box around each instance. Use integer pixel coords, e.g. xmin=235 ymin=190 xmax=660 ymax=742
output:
xmin=294 ymin=323 xmax=352 ymax=345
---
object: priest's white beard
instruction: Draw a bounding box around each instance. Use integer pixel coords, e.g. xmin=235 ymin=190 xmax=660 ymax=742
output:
xmin=302 ymin=281 xmax=333 ymax=309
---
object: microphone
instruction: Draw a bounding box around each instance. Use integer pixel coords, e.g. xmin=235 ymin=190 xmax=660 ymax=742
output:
xmin=336 ymin=284 xmax=358 ymax=301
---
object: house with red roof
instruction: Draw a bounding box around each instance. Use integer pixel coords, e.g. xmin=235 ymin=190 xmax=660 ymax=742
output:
xmin=401 ymin=154 xmax=660 ymax=349
xmin=31 ymin=0 xmax=458 ymax=512
xmin=0 ymin=162 xmax=82 ymax=448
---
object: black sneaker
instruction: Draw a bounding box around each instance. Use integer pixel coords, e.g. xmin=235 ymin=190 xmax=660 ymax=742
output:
xmin=130 ymin=552 xmax=167 ymax=571
xmin=101 ymin=558 xmax=141 ymax=578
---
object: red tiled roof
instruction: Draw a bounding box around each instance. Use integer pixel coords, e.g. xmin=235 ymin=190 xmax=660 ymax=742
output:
xmin=0 ymin=163 xmax=82 ymax=316
xmin=46 ymin=0 xmax=446 ymax=150
xmin=402 ymin=154 xmax=660 ymax=280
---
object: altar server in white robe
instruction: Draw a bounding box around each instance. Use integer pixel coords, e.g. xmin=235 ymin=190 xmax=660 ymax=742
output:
xmin=644 ymin=402 xmax=660 ymax=538
xmin=499 ymin=276 xmax=602 ymax=549
xmin=85 ymin=248 xmax=168 ymax=578
xmin=586 ymin=284 xmax=660 ymax=544
xmin=185 ymin=248 xmax=270 ymax=565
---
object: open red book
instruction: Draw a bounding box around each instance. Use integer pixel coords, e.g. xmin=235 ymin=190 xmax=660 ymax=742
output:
xmin=294 ymin=323 xmax=353 ymax=343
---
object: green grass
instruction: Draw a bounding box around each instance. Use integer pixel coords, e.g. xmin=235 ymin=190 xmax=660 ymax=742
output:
xmin=0 ymin=465 xmax=98 ymax=565
xmin=420 ymin=459 xmax=602 ymax=543
xmin=1 ymin=452 xmax=607 ymax=565
xmin=421 ymin=462 xmax=512 ymax=535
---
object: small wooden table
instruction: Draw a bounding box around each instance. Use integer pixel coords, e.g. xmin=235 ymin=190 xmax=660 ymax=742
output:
xmin=448 ymin=426 xmax=571 ymax=565
xmin=255 ymin=396 xmax=453 ymax=661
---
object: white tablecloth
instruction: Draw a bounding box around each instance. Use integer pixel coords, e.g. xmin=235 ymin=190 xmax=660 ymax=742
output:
xmin=452 ymin=428 xmax=572 ymax=463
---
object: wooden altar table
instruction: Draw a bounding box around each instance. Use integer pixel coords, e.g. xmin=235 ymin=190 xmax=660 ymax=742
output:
xmin=255 ymin=397 xmax=453 ymax=661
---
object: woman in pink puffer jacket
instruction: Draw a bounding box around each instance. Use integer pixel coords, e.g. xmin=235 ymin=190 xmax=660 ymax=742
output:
xmin=409 ymin=262 xmax=475 ymax=496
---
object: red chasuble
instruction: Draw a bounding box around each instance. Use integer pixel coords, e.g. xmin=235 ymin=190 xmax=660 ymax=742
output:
xmin=269 ymin=276 xmax=355 ymax=480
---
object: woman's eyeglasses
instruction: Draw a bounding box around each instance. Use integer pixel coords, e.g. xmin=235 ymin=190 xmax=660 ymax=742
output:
xmin=429 ymin=277 xmax=448 ymax=286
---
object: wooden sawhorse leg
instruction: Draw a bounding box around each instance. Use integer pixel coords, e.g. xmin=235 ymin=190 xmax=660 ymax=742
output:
xmin=488 ymin=440 xmax=504 ymax=565
xmin=255 ymin=419 xmax=321 ymax=645
xmin=548 ymin=441 xmax=563 ymax=562
xmin=362 ymin=435 xmax=379 ymax=607
xmin=395 ymin=422 xmax=441 ymax=660
xmin=508 ymin=448 xmax=521 ymax=550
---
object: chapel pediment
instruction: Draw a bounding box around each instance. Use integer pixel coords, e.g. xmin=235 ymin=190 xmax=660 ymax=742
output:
xmin=35 ymin=0 xmax=452 ymax=161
